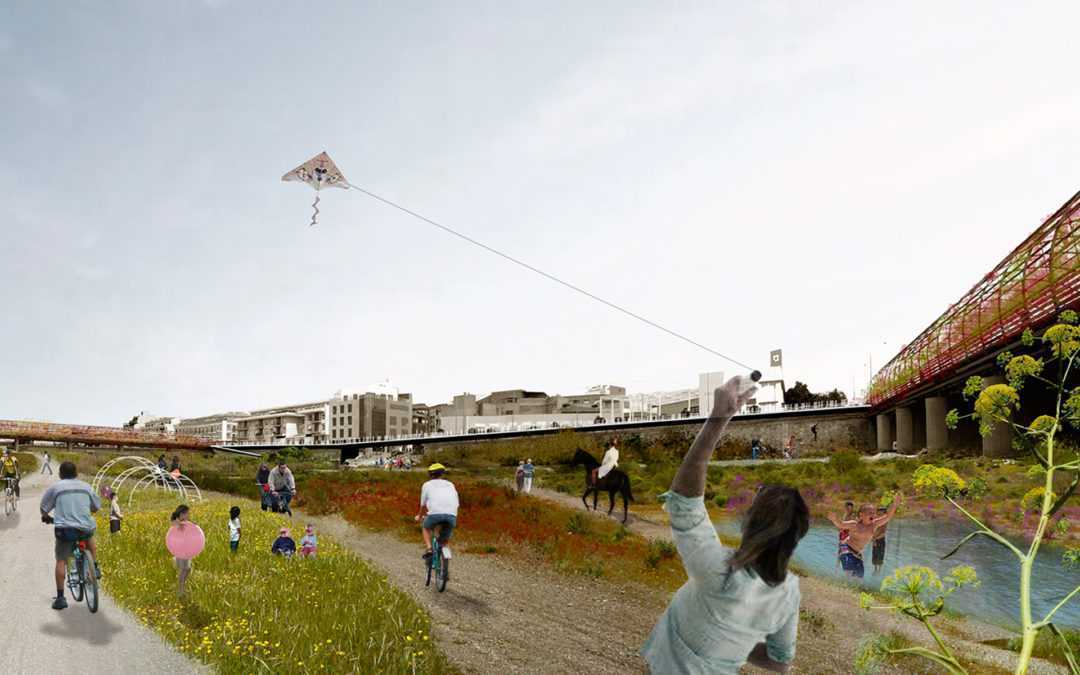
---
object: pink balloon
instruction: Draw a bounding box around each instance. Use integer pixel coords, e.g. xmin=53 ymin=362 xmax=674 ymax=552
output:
xmin=166 ymin=522 xmax=206 ymax=560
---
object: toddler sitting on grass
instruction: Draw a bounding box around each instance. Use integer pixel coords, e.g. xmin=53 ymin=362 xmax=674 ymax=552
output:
xmin=271 ymin=526 xmax=296 ymax=559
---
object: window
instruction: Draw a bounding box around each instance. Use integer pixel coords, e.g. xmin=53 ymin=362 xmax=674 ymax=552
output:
xmin=348 ymin=404 xmax=352 ymax=413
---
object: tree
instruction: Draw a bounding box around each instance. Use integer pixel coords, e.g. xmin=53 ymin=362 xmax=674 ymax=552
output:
xmin=783 ymin=381 xmax=815 ymax=405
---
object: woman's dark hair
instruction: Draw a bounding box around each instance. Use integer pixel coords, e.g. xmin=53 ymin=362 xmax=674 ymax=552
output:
xmin=729 ymin=486 xmax=809 ymax=586
xmin=59 ymin=461 xmax=77 ymax=479
xmin=229 ymin=506 xmax=240 ymax=519
xmin=170 ymin=504 xmax=190 ymax=522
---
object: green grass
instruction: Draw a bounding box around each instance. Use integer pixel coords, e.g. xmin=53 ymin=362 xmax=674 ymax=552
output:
xmin=96 ymin=494 xmax=452 ymax=674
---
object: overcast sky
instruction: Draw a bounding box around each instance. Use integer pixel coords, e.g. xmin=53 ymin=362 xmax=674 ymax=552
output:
xmin=3 ymin=2 xmax=1080 ymax=425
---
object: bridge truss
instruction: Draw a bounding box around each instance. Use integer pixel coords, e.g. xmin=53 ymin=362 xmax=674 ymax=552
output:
xmin=869 ymin=189 xmax=1080 ymax=408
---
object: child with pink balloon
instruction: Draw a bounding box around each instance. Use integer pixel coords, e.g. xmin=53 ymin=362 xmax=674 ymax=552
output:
xmin=167 ymin=504 xmax=205 ymax=596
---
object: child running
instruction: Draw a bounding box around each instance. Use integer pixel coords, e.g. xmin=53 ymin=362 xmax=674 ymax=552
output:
xmin=228 ymin=506 xmax=241 ymax=553
xmin=827 ymin=493 xmax=903 ymax=579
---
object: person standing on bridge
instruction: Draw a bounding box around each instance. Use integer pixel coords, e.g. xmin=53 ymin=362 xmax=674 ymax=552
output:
xmin=642 ymin=376 xmax=808 ymax=674
xmin=268 ymin=460 xmax=296 ymax=517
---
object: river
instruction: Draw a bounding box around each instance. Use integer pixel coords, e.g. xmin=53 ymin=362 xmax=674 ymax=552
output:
xmin=713 ymin=516 xmax=1079 ymax=629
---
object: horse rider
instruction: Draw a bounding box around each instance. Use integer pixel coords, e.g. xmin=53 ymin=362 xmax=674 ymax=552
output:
xmin=592 ymin=441 xmax=619 ymax=485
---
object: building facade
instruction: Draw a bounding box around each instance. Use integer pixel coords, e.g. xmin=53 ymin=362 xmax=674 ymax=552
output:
xmin=328 ymin=391 xmax=413 ymax=441
xmin=176 ymin=413 xmax=247 ymax=443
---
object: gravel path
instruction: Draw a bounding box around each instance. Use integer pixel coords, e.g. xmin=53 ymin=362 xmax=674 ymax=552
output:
xmin=0 ymin=467 xmax=203 ymax=674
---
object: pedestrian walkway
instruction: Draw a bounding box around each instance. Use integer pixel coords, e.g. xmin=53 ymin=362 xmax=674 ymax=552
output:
xmin=0 ymin=464 xmax=203 ymax=673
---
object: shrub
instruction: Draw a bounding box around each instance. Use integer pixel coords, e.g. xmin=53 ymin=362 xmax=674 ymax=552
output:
xmin=829 ymin=450 xmax=862 ymax=475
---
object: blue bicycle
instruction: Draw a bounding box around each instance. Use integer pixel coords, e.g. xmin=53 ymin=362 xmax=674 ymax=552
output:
xmin=425 ymin=525 xmax=450 ymax=592
xmin=68 ymin=538 xmax=100 ymax=613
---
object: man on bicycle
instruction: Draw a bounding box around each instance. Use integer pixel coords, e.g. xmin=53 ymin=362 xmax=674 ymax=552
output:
xmin=267 ymin=459 xmax=296 ymax=516
xmin=414 ymin=463 xmax=459 ymax=561
xmin=40 ymin=461 xmax=101 ymax=610
xmin=1 ymin=448 xmax=20 ymax=499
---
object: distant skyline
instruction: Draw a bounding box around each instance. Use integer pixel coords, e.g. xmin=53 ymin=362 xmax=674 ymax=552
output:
xmin=4 ymin=2 xmax=1080 ymax=425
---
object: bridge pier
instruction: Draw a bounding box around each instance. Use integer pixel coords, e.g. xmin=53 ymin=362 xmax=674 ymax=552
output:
xmin=925 ymin=396 xmax=948 ymax=450
xmin=981 ymin=376 xmax=1014 ymax=458
xmin=895 ymin=406 xmax=915 ymax=452
xmin=875 ymin=413 xmax=893 ymax=452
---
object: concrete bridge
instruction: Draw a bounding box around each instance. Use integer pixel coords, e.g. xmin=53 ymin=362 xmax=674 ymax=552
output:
xmin=0 ymin=419 xmax=212 ymax=452
xmin=869 ymin=188 xmax=1080 ymax=456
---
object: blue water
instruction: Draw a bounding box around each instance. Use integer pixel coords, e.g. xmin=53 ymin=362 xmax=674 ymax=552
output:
xmin=713 ymin=517 xmax=1079 ymax=630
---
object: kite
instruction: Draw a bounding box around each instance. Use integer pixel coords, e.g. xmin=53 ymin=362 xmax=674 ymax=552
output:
xmin=281 ymin=151 xmax=350 ymax=226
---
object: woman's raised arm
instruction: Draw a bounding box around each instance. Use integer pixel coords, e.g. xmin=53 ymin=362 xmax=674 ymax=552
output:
xmin=671 ymin=376 xmax=757 ymax=498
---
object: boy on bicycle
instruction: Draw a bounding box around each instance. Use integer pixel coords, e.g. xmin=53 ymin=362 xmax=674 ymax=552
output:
xmin=414 ymin=463 xmax=459 ymax=561
xmin=39 ymin=461 xmax=101 ymax=610
xmin=1 ymin=448 xmax=20 ymax=498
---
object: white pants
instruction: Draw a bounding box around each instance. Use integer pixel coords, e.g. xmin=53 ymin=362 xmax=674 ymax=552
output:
xmin=523 ymin=477 xmax=533 ymax=493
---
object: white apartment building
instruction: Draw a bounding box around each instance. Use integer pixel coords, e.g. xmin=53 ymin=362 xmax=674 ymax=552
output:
xmin=176 ymin=413 xmax=247 ymax=443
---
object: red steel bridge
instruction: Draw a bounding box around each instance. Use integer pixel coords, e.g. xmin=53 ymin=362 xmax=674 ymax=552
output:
xmin=869 ymin=188 xmax=1080 ymax=410
xmin=0 ymin=419 xmax=212 ymax=451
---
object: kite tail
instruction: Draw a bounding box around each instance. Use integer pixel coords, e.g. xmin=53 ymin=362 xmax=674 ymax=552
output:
xmin=309 ymin=193 xmax=321 ymax=226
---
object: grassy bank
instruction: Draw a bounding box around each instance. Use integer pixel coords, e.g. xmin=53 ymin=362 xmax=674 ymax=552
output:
xmin=96 ymin=494 xmax=452 ymax=674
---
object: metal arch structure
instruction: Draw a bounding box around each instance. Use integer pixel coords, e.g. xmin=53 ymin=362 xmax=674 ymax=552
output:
xmin=91 ymin=456 xmax=203 ymax=507
xmin=869 ymin=189 xmax=1080 ymax=409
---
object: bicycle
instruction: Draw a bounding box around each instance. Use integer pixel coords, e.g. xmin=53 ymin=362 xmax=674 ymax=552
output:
xmin=424 ymin=525 xmax=450 ymax=592
xmin=43 ymin=516 xmax=99 ymax=613
xmin=67 ymin=538 xmax=100 ymax=613
xmin=3 ymin=477 xmax=17 ymax=516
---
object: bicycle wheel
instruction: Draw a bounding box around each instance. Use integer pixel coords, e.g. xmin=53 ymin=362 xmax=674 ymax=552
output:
xmin=69 ymin=557 xmax=84 ymax=603
xmin=81 ymin=550 xmax=99 ymax=613
xmin=436 ymin=546 xmax=449 ymax=593
xmin=4 ymin=491 xmax=10 ymax=517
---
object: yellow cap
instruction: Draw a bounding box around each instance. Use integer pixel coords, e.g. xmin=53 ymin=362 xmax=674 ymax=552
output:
xmin=427 ymin=463 xmax=446 ymax=472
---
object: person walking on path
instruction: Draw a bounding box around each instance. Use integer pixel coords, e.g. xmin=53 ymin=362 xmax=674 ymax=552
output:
xmin=255 ymin=462 xmax=271 ymax=511
xmin=268 ymin=460 xmax=296 ymax=517
xmin=41 ymin=451 xmax=53 ymax=475
xmin=642 ymin=376 xmax=809 ymax=674
xmin=515 ymin=461 xmax=525 ymax=493
xmin=522 ymin=459 xmax=535 ymax=493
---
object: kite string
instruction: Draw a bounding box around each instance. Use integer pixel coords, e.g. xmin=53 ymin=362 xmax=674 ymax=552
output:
xmin=343 ymin=181 xmax=756 ymax=372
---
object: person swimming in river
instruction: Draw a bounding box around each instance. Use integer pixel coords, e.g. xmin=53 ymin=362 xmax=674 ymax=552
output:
xmin=827 ymin=494 xmax=902 ymax=579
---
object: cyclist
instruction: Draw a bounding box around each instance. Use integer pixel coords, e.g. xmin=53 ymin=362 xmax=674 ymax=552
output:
xmin=414 ymin=463 xmax=459 ymax=561
xmin=1 ymin=448 xmax=19 ymax=499
xmin=40 ymin=461 xmax=101 ymax=610
xmin=267 ymin=459 xmax=296 ymax=516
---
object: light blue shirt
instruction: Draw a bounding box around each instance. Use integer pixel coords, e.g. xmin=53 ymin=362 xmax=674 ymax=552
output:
xmin=641 ymin=492 xmax=800 ymax=674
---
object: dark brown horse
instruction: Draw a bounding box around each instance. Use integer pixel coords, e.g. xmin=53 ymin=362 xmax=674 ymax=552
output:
xmin=571 ymin=448 xmax=634 ymax=523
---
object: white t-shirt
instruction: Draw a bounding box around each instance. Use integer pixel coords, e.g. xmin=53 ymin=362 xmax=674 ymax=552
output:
xmin=229 ymin=517 xmax=241 ymax=542
xmin=420 ymin=479 xmax=459 ymax=517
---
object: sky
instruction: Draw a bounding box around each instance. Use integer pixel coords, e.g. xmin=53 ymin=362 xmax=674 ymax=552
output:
xmin=3 ymin=1 xmax=1080 ymax=425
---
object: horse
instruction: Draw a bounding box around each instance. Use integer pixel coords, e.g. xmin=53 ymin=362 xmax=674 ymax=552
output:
xmin=570 ymin=448 xmax=634 ymax=523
